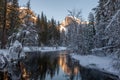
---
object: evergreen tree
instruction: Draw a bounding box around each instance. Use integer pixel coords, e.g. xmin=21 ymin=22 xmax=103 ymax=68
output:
xmin=1 ymin=0 xmax=7 ymax=49
xmin=0 ymin=0 xmax=4 ymax=46
xmin=36 ymin=12 xmax=60 ymax=46
xmin=0 ymin=0 xmax=4 ymax=27
xmin=94 ymin=0 xmax=108 ymax=48
xmin=88 ymin=12 xmax=95 ymax=35
xmin=36 ymin=15 xmax=41 ymax=46
xmin=37 ymin=12 xmax=48 ymax=45
xmin=8 ymin=0 xmax=20 ymax=36
xmin=25 ymin=0 xmax=32 ymax=26
xmin=83 ymin=12 xmax=96 ymax=53
xmin=49 ymin=18 xmax=57 ymax=45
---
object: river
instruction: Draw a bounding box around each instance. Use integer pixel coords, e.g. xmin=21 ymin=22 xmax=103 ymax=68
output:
xmin=0 ymin=51 xmax=119 ymax=80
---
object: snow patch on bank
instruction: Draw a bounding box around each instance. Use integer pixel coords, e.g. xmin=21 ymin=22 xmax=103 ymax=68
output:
xmin=0 ymin=49 xmax=9 ymax=57
xmin=71 ymin=54 xmax=119 ymax=77
xmin=0 ymin=46 xmax=67 ymax=57
xmin=23 ymin=46 xmax=67 ymax=52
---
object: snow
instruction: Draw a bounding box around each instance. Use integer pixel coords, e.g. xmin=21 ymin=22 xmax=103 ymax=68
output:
xmin=0 ymin=46 xmax=67 ymax=57
xmin=92 ymin=47 xmax=103 ymax=51
xmin=71 ymin=54 xmax=120 ymax=77
xmin=9 ymin=40 xmax=23 ymax=60
xmin=106 ymin=10 xmax=120 ymax=29
xmin=103 ymin=0 xmax=110 ymax=7
xmin=0 ymin=49 xmax=9 ymax=68
xmin=0 ymin=49 xmax=9 ymax=57
xmin=92 ymin=46 xmax=114 ymax=52
xmin=19 ymin=7 xmax=28 ymax=10
xmin=23 ymin=46 xmax=67 ymax=52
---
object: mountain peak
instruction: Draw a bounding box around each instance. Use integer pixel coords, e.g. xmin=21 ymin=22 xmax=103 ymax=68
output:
xmin=60 ymin=16 xmax=86 ymax=28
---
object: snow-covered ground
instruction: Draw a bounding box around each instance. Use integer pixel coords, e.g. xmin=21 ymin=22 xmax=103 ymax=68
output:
xmin=0 ymin=49 xmax=9 ymax=57
xmin=0 ymin=46 xmax=67 ymax=56
xmin=71 ymin=54 xmax=120 ymax=78
xmin=23 ymin=46 xmax=67 ymax=52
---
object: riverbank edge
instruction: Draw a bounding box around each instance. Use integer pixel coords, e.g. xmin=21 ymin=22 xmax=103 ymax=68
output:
xmin=70 ymin=53 xmax=120 ymax=79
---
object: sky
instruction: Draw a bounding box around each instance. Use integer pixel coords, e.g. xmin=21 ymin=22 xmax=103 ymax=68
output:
xmin=19 ymin=0 xmax=98 ymax=22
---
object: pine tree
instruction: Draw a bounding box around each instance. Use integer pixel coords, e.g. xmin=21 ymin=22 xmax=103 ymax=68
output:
xmin=0 ymin=0 xmax=4 ymax=46
xmin=88 ymin=12 xmax=95 ymax=35
xmin=8 ymin=0 xmax=20 ymax=36
xmin=0 ymin=0 xmax=4 ymax=27
xmin=36 ymin=15 xmax=41 ymax=46
xmin=50 ymin=18 xmax=57 ymax=45
xmin=1 ymin=0 xmax=7 ymax=49
xmin=94 ymin=0 xmax=108 ymax=48
xmin=38 ymin=12 xmax=48 ymax=45
xmin=84 ymin=12 xmax=96 ymax=53
xmin=24 ymin=0 xmax=32 ymax=26
xmin=36 ymin=12 xmax=60 ymax=46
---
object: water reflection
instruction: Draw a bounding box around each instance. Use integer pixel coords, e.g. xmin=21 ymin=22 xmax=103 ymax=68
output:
xmin=0 ymin=51 xmax=80 ymax=80
xmin=59 ymin=54 xmax=80 ymax=79
xmin=0 ymin=51 xmax=118 ymax=80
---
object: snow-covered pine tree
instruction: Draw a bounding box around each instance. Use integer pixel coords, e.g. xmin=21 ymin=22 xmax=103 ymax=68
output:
xmin=94 ymin=0 xmax=108 ymax=48
xmin=93 ymin=0 xmax=120 ymax=56
xmin=83 ymin=12 xmax=95 ymax=54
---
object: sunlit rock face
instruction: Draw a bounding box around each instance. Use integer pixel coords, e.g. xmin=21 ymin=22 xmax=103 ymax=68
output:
xmin=19 ymin=7 xmax=37 ymax=24
xmin=60 ymin=16 xmax=81 ymax=28
xmin=59 ymin=16 xmax=89 ymax=33
xmin=59 ymin=16 xmax=80 ymax=33
xmin=64 ymin=16 xmax=74 ymax=26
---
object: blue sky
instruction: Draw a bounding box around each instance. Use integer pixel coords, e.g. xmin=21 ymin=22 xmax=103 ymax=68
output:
xmin=19 ymin=0 xmax=98 ymax=21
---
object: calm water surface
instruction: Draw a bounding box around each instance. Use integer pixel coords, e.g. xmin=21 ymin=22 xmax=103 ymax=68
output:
xmin=0 ymin=51 xmax=119 ymax=80
xmin=0 ymin=51 xmax=81 ymax=80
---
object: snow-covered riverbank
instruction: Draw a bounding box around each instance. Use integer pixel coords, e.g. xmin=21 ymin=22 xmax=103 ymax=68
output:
xmin=70 ymin=54 xmax=120 ymax=78
xmin=0 ymin=46 xmax=67 ymax=66
xmin=23 ymin=46 xmax=67 ymax=52
xmin=0 ymin=46 xmax=67 ymax=55
xmin=0 ymin=49 xmax=9 ymax=56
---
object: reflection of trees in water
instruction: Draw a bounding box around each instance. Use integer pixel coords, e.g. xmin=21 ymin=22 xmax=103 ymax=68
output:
xmin=59 ymin=54 xmax=80 ymax=80
xmin=0 ymin=61 xmax=22 ymax=80
xmin=0 ymin=52 xmax=60 ymax=80
xmin=21 ymin=52 xmax=60 ymax=80
xmin=0 ymin=71 xmax=9 ymax=80
xmin=20 ymin=52 xmax=80 ymax=80
xmin=0 ymin=51 xmax=81 ymax=80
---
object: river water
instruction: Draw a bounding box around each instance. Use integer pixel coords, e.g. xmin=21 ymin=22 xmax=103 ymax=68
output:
xmin=0 ymin=51 xmax=119 ymax=80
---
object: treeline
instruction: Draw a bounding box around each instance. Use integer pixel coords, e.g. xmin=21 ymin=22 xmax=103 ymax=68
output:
xmin=36 ymin=12 xmax=60 ymax=46
xmin=0 ymin=0 xmax=60 ymax=49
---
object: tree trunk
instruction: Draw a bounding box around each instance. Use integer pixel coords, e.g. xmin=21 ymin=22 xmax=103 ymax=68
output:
xmin=1 ymin=0 xmax=7 ymax=49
